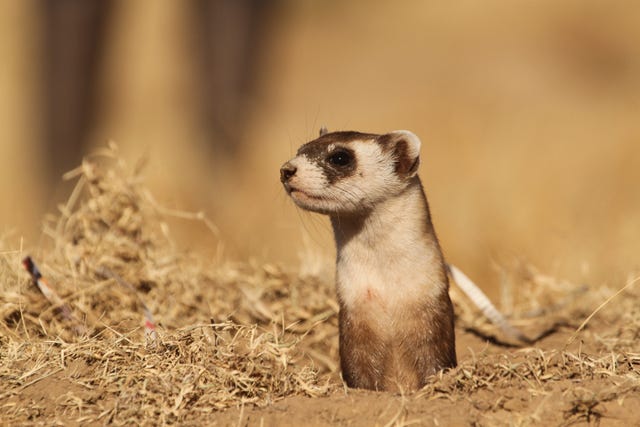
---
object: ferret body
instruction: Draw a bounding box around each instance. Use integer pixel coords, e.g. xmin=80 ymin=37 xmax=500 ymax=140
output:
xmin=280 ymin=130 xmax=456 ymax=392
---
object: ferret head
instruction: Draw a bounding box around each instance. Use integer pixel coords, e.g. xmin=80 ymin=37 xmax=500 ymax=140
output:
xmin=280 ymin=130 xmax=422 ymax=215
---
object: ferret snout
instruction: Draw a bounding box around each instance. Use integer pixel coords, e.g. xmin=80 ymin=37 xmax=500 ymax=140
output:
xmin=280 ymin=162 xmax=297 ymax=183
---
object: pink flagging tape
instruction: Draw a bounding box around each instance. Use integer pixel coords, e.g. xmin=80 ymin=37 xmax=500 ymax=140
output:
xmin=97 ymin=266 xmax=158 ymax=344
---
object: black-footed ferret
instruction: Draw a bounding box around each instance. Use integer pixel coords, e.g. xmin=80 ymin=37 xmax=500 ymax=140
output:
xmin=280 ymin=129 xmax=456 ymax=392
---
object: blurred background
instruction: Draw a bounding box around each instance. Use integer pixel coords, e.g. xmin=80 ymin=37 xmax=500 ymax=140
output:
xmin=1 ymin=0 xmax=639 ymax=296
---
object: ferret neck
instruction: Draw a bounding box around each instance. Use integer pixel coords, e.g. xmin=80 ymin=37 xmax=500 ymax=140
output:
xmin=330 ymin=177 xmax=433 ymax=250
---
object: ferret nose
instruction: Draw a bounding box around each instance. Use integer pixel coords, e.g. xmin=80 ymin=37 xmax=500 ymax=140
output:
xmin=280 ymin=162 xmax=297 ymax=183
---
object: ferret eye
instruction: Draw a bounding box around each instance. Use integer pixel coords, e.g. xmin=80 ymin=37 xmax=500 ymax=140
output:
xmin=327 ymin=150 xmax=352 ymax=167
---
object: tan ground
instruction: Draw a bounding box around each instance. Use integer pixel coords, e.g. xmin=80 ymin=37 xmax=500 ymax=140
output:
xmin=1 ymin=153 xmax=638 ymax=426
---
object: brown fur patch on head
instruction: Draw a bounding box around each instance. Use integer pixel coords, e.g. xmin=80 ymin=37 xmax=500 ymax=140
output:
xmin=295 ymin=131 xmax=379 ymax=185
xmin=296 ymin=142 xmax=358 ymax=184
xmin=298 ymin=131 xmax=379 ymax=154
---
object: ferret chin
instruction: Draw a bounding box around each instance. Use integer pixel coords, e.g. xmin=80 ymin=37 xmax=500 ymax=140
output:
xmin=281 ymin=129 xmax=456 ymax=392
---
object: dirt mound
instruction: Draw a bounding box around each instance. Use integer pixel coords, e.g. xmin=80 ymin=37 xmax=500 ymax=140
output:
xmin=1 ymin=150 xmax=638 ymax=425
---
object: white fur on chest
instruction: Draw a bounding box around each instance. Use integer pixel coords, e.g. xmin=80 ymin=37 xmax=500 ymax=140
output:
xmin=333 ymin=183 xmax=446 ymax=322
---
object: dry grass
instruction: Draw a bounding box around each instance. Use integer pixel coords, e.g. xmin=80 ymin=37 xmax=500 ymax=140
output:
xmin=1 ymin=151 xmax=639 ymax=426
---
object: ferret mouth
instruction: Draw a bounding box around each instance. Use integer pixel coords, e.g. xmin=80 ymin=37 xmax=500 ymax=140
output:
xmin=288 ymin=187 xmax=322 ymax=201
xmin=284 ymin=185 xmax=342 ymax=214
xmin=284 ymin=185 xmax=325 ymax=203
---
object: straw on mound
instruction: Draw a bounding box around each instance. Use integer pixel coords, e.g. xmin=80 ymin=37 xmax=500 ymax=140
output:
xmin=0 ymin=146 xmax=639 ymax=425
xmin=0 ymin=147 xmax=333 ymax=423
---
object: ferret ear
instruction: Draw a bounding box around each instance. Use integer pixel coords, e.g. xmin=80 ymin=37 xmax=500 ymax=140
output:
xmin=382 ymin=130 xmax=422 ymax=178
xmin=319 ymin=126 xmax=329 ymax=137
